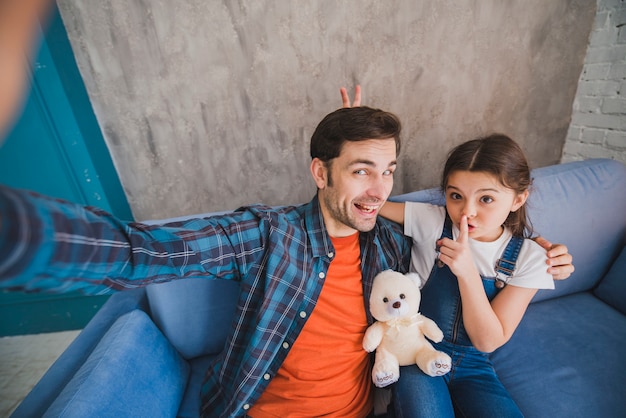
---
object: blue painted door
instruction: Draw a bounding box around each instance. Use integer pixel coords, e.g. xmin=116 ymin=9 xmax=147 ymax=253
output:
xmin=0 ymin=7 xmax=132 ymax=336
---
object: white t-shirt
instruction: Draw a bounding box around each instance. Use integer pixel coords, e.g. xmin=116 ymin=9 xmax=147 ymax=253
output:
xmin=404 ymin=202 xmax=554 ymax=290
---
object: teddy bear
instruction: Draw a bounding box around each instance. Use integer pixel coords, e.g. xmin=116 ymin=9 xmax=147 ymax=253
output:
xmin=363 ymin=269 xmax=452 ymax=388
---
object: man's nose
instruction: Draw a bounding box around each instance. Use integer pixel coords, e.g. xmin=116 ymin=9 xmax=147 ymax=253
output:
xmin=368 ymin=175 xmax=390 ymax=198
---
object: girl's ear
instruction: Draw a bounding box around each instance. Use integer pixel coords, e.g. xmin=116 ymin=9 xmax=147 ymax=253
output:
xmin=310 ymin=158 xmax=328 ymax=189
xmin=511 ymin=190 xmax=529 ymax=212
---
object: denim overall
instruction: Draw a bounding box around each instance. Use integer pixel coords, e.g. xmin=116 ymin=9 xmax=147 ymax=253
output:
xmin=393 ymin=216 xmax=525 ymax=418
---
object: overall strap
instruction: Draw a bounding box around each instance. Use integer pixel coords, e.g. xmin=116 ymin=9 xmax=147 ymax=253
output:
xmin=435 ymin=214 xmax=454 ymax=267
xmin=494 ymin=235 xmax=524 ymax=288
xmin=441 ymin=214 xmax=453 ymax=239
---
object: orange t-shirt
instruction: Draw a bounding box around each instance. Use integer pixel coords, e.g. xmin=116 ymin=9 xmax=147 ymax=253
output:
xmin=249 ymin=232 xmax=373 ymax=417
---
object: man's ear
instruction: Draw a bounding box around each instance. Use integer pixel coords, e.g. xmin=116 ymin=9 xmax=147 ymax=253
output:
xmin=310 ymin=158 xmax=328 ymax=189
xmin=511 ymin=190 xmax=529 ymax=212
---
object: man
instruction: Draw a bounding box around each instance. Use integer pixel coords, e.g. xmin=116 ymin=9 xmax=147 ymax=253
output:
xmin=1 ymin=106 xmax=409 ymax=416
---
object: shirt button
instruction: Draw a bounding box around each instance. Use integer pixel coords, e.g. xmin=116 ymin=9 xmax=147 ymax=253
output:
xmin=299 ymin=311 xmax=307 ymax=318
xmin=264 ymin=373 xmax=271 ymax=380
xmin=243 ymin=404 xmax=250 ymax=410
xmin=282 ymin=342 xmax=290 ymax=349
xmin=328 ymin=252 xmax=334 ymax=258
xmin=318 ymin=272 xmax=325 ymax=279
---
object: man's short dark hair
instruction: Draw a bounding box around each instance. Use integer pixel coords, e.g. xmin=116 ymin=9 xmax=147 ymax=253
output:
xmin=310 ymin=107 xmax=402 ymax=162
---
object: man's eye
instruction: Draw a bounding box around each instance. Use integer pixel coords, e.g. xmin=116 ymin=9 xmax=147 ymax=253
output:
xmin=383 ymin=169 xmax=394 ymax=176
xmin=355 ymin=169 xmax=367 ymax=175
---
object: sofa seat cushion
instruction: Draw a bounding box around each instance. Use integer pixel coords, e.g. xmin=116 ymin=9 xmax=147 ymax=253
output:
xmin=43 ymin=309 xmax=190 ymax=418
xmin=490 ymin=292 xmax=626 ymax=418
xmin=594 ymin=246 xmax=626 ymax=315
xmin=146 ymin=278 xmax=240 ymax=360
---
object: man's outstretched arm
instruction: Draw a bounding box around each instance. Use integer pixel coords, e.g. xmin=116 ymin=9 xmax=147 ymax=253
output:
xmin=0 ymin=186 xmax=257 ymax=294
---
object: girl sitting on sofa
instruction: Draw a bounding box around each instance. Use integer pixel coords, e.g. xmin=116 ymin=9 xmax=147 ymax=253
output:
xmin=380 ymin=134 xmax=554 ymax=417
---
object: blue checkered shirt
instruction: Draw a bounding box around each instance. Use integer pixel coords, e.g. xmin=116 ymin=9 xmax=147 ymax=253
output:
xmin=0 ymin=186 xmax=411 ymax=417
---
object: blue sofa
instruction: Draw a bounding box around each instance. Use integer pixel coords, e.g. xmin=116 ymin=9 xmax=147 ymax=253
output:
xmin=12 ymin=158 xmax=626 ymax=417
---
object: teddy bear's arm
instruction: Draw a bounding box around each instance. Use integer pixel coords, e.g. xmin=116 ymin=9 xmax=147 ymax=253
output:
xmin=363 ymin=322 xmax=386 ymax=352
xmin=419 ymin=315 xmax=444 ymax=343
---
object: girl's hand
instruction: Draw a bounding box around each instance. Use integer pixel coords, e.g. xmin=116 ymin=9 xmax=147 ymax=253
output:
xmin=340 ymin=85 xmax=361 ymax=108
xmin=437 ymin=215 xmax=479 ymax=281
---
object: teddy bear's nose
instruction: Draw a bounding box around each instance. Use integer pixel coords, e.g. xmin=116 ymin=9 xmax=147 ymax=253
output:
xmin=393 ymin=301 xmax=401 ymax=309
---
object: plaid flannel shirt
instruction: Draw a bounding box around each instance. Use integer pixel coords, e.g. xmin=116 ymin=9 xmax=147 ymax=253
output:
xmin=0 ymin=185 xmax=411 ymax=417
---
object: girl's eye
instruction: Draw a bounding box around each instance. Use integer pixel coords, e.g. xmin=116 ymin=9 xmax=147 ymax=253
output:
xmin=480 ymin=196 xmax=494 ymax=204
xmin=450 ymin=192 xmax=462 ymax=200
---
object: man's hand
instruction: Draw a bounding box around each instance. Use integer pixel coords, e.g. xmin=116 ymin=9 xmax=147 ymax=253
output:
xmin=534 ymin=237 xmax=575 ymax=280
xmin=340 ymin=85 xmax=361 ymax=108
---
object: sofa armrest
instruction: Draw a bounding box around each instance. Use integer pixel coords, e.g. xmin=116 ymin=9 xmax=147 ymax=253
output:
xmin=594 ymin=245 xmax=626 ymax=314
xmin=42 ymin=309 xmax=189 ymax=418
xmin=12 ymin=289 xmax=149 ymax=418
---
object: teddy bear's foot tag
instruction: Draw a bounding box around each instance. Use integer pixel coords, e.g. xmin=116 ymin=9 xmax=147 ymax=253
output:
xmin=424 ymin=354 xmax=452 ymax=377
xmin=373 ymin=370 xmax=399 ymax=388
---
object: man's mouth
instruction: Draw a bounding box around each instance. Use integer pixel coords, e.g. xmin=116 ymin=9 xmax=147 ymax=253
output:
xmin=354 ymin=202 xmax=379 ymax=215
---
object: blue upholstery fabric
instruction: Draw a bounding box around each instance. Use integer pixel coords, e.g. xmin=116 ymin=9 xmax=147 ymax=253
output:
xmin=490 ymin=292 xmax=626 ymax=417
xmin=177 ymin=355 xmax=215 ymax=418
xmin=146 ymin=278 xmax=240 ymax=359
xmin=11 ymin=289 xmax=148 ymax=418
xmin=43 ymin=309 xmax=189 ymax=418
xmin=522 ymin=159 xmax=626 ymax=302
xmin=594 ymin=246 xmax=626 ymax=315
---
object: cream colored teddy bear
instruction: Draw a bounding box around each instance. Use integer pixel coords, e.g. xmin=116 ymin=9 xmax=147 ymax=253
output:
xmin=364 ymin=269 xmax=452 ymax=388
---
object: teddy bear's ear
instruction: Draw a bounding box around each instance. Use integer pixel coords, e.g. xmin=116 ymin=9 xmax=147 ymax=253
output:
xmin=405 ymin=272 xmax=423 ymax=289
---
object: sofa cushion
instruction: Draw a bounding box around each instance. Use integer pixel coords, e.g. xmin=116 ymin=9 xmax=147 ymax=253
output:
xmin=146 ymin=278 xmax=240 ymax=359
xmin=11 ymin=289 xmax=150 ymax=418
xmin=594 ymin=246 xmax=626 ymax=315
xmin=490 ymin=292 xmax=626 ymax=418
xmin=524 ymin=159 xmax=626 ymax=302
xmin=177 ymin=355 xmax=216 ymax=418
xmin=43 ymin=309 xmax=189 ymax=418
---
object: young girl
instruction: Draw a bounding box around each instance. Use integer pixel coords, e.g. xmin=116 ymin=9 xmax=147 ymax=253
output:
xmin=381 ymin=134 xmax=554 ymax=418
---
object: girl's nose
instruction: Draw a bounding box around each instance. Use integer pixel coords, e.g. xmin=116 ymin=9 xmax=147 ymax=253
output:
xmin=462 ymin=202 xmax=476 ymax=218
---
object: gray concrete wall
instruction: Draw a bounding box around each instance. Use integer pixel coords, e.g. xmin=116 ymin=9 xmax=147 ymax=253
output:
xmin=563 ymin=0 xmax=626 ymax=164
xmin=57 ymin=0 xmax=596 ymax=221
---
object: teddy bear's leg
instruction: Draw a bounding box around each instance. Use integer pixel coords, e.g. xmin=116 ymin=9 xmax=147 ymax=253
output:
xmin=415 ymin=347 xmax=452 ymax=377
xmin=372 ymin=347 xmax=400 ymax=388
